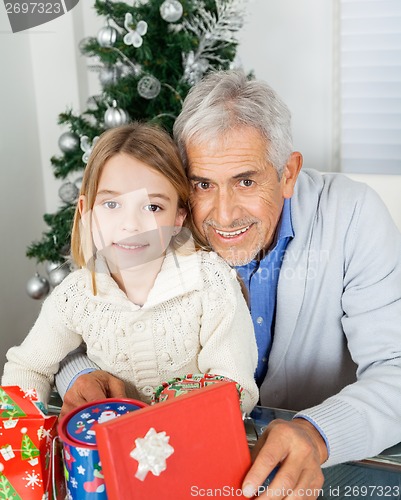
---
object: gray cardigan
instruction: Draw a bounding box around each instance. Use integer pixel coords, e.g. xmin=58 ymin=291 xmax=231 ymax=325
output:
xmin=260 ymin=169 xmax=401 ymax=466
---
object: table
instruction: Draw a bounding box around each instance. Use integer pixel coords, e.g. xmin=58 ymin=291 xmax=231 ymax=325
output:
xmin=49 ymin=394 xmax=401 ymax=499
xmin=250 ymin=406 xmax=401 ymax=499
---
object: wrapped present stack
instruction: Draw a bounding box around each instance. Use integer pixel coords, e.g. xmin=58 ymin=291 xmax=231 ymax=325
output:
xmin=0 ymin=386 xmax=58 ymax=499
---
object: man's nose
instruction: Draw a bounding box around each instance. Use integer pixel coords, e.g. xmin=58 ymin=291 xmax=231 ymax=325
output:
xmin=214 ymin=189 xmax=240 ymax=227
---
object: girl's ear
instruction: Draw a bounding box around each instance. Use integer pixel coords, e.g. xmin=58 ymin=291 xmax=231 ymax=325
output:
xmin=78 ymin=195 xmax=87 ymax=216
xmin=174 ymin=207 xmax=187 ymax=229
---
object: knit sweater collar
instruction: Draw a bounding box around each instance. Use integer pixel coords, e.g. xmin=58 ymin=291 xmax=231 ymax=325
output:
xmin=91 ymin=247 xmax=201 ymax=309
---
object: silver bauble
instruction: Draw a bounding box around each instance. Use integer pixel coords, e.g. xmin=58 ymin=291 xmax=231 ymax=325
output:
xmin=26 ymin=273 xmax=50 ymax=300
xmin=58 ymin=182 xmax=79 ymax=203
xmin=137 ymin=75 xmax=161 ymax=99
xmin=45 ymin=261 xmax=61 ymax=276
xmin=74 ymin=176 xmax=83 ymax=191
xmin=48 ymin=266 xmax=71 ymax=288
xmin=160 ymin=0 xmax=183 ymax=23
xmin=58 ymin=132 xmax=80 ymax=153
xmin=97 ymin=25 xmax=118 ymax=47
xmin=99 ymin=66 xmax=122 ymax=87
xmin=60 ymin=244 xmax=71 ymax=257
xmin=104 ymin=101 xmax=129 ymax=128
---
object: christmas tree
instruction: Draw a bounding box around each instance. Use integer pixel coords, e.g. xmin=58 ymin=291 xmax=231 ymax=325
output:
xmin=0 ymin=388 xmax=26 ymax=419
xmin=0 ymin=473 xmax=22 ymax=500
xmin=25 ymin=0 xmax=248 ymax=299
xmin=21 ymin=434 xmax=40 ymax=463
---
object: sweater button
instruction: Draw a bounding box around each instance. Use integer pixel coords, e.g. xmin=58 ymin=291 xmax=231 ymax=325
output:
xmin=172 ymin=314 xmax=181 ymax=325
xmin=117 ymin=353 xmax=128 ymax=362
xmin=142 ymin=385 xmax=154 ymax=397
xmin=133 ymin=321 xmax=145 ymax=332
xmin=87 ymin=302 xmax=95 ymax=312
xmin=93 ymin=341 xmax=101 ymax=350
xmin=184 ymin=339 xmax=194 ymax=349
xmin=160 ymin=352 xmax=170 ymax=362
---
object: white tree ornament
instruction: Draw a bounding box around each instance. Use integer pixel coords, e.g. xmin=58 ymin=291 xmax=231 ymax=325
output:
xmin=123 ymin=13 xmax=148 ymax=48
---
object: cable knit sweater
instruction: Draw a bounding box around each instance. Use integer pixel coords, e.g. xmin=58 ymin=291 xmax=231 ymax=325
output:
xmin=2 ymin=249 xmax=258 ymax=412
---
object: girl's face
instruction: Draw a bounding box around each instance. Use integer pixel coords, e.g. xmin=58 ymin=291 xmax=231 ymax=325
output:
xmin=80 ymin=153 xmax=186 ymax=271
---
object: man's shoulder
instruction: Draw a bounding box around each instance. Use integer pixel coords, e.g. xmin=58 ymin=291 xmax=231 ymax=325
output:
xmin=298 ymin=169 xmax=367 ymax=197
xmin=294 ymin=169 xmax=370 ymax=214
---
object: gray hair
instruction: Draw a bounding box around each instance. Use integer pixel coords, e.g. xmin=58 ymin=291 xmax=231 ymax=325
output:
xmin=173 ymin=70 xmax=293 ymax=177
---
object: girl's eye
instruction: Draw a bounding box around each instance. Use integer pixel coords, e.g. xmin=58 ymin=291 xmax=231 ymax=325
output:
xmin=239 ymin=179 xmax=254 ymax=187
xmin=194 ymin=181 xmax=210 ymax=190
xmin=103 ymin=201 xmax=120 ymax=209
xmin=144 ymin=204 xmax=161 ymax=212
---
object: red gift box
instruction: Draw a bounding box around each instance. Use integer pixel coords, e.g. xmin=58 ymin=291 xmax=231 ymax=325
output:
xmin=0 ymin=386 xmax=58 ymax=499
xmin=95 ymin=382 xmax=250 ymax=499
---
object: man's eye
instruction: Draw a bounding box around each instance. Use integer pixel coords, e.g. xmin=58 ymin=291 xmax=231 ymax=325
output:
xmin=194 ymin=181 xmax=210 ymax=190
xmin=144 ymin=204 xmax=161 ymax=212
xmin=239 ymin=179 xmax=254 ymax=187
xmin=103 ymin=201 xmax=119 ymax=209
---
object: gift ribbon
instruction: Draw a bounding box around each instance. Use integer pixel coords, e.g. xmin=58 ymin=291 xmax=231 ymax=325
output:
xmin=130 ymin=427 xmax=174 ymax=481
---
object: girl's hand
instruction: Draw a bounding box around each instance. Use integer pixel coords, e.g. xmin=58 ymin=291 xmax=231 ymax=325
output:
xmin=59 ymin=370 xmax=127 ymax=419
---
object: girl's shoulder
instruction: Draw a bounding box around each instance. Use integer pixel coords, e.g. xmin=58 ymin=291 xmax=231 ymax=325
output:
xmin=49 ymin=267 xmax=92 ymax=298
xmin=197 ymin=250 xmax=239 ymax=287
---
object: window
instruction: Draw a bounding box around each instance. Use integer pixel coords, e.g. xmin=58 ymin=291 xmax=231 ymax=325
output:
xmin=339 ymin=0 xmax=401 ymax=173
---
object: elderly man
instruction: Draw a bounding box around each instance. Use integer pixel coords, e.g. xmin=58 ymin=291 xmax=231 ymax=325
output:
xmin=56 ymin=70 xmax=401 ymax=499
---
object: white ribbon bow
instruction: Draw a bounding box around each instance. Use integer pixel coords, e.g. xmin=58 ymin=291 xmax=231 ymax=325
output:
xmin=130 ymin=427 xmax=174 ymax=481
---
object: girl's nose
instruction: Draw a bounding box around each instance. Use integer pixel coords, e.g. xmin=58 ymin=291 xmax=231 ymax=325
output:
xmin=121 ymin=210 xmax=141 ymax=233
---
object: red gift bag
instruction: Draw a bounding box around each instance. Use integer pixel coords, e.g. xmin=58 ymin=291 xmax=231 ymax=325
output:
xmin=0 ymin=386 xmax=58 ymax=499
xmin=96 ymin=381 xmax=251 ymax=499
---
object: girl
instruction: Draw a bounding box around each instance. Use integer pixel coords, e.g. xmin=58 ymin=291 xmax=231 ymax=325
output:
xmin=2 ymin=123 xmax=258 ymax=412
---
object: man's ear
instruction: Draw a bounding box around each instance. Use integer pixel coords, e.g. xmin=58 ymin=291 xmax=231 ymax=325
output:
xmin=282 ymin=152 xmax=303 ymax=199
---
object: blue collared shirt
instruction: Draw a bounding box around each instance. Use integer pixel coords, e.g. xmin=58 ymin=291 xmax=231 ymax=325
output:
xmin=236 ymin=198 xmax=294 ymax=386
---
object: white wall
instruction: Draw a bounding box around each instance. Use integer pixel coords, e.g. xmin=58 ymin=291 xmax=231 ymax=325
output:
xmin=0 ymin=3 xmax=46 ymax=369
xmin=1 ymin=1 xmax=399 ymax=374
xmin=238 ymin=0 xmax=334 ymax=172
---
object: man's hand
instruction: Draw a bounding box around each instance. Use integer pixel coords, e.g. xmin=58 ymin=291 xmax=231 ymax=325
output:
xmin=59 ymin=370 xmax=127 ymax=419
xmin=242 ymin=418 xmax=327 ymax=499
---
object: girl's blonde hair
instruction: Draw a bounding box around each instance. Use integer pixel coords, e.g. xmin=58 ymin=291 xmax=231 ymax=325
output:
xmin=71 ymin=123 xmax=196 ymax=289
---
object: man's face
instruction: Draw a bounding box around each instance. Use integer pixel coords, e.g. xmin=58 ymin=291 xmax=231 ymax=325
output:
xmin=187 ymin=127 xmax=297 ymax=266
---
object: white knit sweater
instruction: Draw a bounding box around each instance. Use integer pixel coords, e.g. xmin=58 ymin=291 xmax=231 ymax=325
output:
xmin=2 ymin=249 xmax=258 ymax=412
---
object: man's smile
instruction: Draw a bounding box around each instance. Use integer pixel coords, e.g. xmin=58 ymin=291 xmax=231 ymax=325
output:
xmin=213 ymin=225 xmax=252 ymax=239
